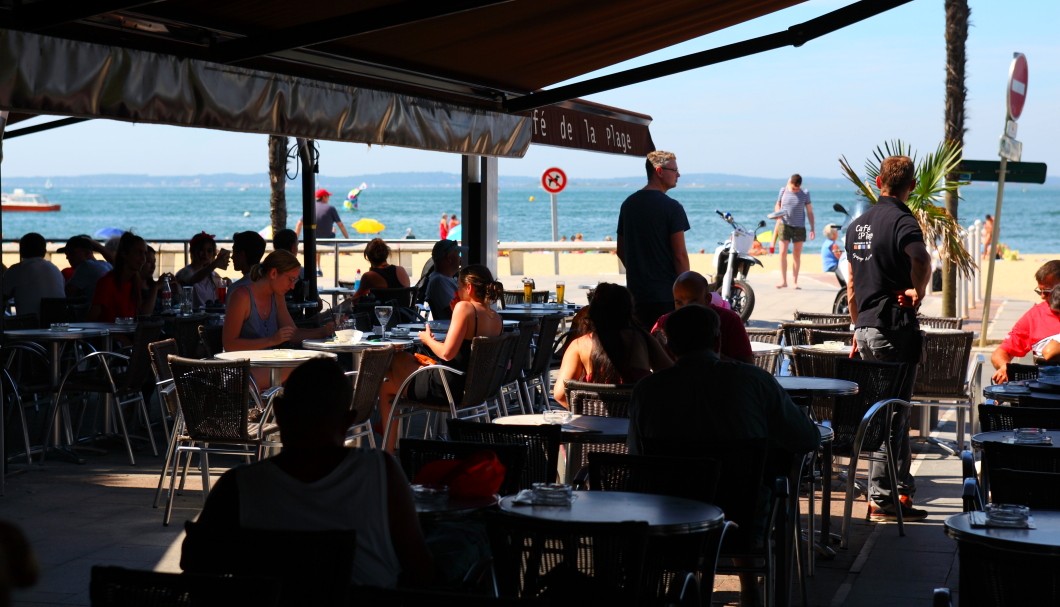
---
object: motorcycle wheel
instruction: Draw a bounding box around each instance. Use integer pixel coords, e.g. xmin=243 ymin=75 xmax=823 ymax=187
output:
xmin=832 ymin=289 xmax=849 ymax=315
xmin=728 ymin=280 xmax=755 ymax=323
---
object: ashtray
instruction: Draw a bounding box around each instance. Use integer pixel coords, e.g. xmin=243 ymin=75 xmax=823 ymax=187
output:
xmin=531 ymin=482 xmax=573 ymax=506
xmin=985 ymin=503 xmax=1030 ymax=527
xmin=49 ymin=323 xmax=70 ymax=331
xmin=390 ymin=328 xmax=410 ymax=337
xmin=410 ymin=484 xmax=449 ymax=505
xmin=542 ymin=409 xmax=573 ymax=425
xmin=1014 ymin=428 xmax=1052 ymax=444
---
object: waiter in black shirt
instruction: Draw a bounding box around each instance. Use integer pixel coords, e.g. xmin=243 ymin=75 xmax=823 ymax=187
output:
xmin=845 ymin=155 xmax=932 ymax=521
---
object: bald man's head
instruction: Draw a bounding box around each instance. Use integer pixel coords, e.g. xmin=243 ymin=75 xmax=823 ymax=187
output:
xmin=673 ymin=271 xmax=711 ymax=309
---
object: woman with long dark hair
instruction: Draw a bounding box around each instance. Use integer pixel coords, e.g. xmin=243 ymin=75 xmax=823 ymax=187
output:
xmin=87 ymin=231 xmax=164 ymax=321
xmin=553 ymin=282 xmax=672 ymax=408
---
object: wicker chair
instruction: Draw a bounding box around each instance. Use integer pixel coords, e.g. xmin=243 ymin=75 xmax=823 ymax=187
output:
xmin=792 ymin=311 xmax=850 ymax=325
xmin=344 ymin=346 xmax=395 ymax=448
xmin=397 ymin=438 xmax=527 ymax=496
xmin=916 ymin=314 xmax=964 ymax=330
xmin=169 ymin=315 xmax=208 ymax=358
xmin=952 ymin=530 xmax=1060 ymax=606
xmin=806 ymin=328 xmax=855 ymax=346
xmin=746 ymin=326 xmax=783 ymax=345
xmin=830 ymin=359 xmax=910 ymax=548
xmin=981 ymin=440 xmax=1060 ymax=474
xmin=164 ymin=355 xmax=280 ymax=525
xmin=978 ymin=403 xmax=1060 ymax=432
xmin=1005 ymin=362 xmax=1040 ymax=381
xmin=501 ymin=290 xmax=550 ymax=306
xmin=781 ymin=321 xmax=849 ymax=348
xmin=561 ymin=380 xmax=635 ymax=483
xmin=496 ymin=319 xmax=539 ymax=416
xmin=39 ymin=296 xmax=88 ymax=325
xmin=0 ymin=343 xmax=52 ymax=467
xmin=50 ymin=320 xmax=164 ymax=465
xmin=382 ymin=334 xmax=516 ymax=448
xmin=446 ymin=418 xmax=562 ymax=489
xmin=518 ymin=313 xmax=566 ymax=411
xmin=148 ymin=338 xmax=183 ymax=508
xmin=485 ymin=510 xmax=650 ymax=605
xmin=196 ymin=324 xmax=222 ymax=358
xmin=911 ymin=330 xmax=975 ymax=455
xmin=960 ymin=450 xmax=984 ymax=512
xmin=90 ymin=565 xmax=281 ymax=607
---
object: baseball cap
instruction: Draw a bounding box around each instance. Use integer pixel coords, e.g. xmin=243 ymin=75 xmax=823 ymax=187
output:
xmin=432 ymin=239 xmax=467 ymax=260
xmin=57 ymin=235 xmax=96 ymax=253
xmin=315 ymin=188 xmax=331 ymax=199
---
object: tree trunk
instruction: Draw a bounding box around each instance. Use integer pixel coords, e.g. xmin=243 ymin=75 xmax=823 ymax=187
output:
xmin=942 ymin=0 xmax=970 ymax=318
xmin=268 ymin=135 xmax=289 ymax=234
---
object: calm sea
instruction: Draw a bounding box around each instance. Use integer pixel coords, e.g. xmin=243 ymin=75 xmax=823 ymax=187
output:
xmin=2 ymin=183 xmax=1057 ymax=254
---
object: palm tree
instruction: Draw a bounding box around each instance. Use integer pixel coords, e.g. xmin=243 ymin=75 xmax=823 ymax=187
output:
xmin=268 ymin=134 xmax=289 ymax=235
xmin=943 ymin=0 xmax=971 ymax=316
xmin=838 ymin=139 xmax=976 ymax=278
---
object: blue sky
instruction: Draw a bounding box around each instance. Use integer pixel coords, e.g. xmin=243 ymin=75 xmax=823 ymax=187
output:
xmin=3 ymin=0 xmax=1057 ymax=182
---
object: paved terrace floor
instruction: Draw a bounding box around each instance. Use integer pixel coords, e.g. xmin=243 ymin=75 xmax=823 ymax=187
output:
xmin=4 ymin=267 xmax=1026 ymax=606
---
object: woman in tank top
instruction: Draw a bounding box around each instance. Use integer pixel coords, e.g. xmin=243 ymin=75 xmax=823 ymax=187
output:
xmin=222 ymin=250 xmax=334 ymax=385
xmin=379 ymin=264 xmax=504 ymax=451
xmin=351 ymin=238 xmax=411 ymax=301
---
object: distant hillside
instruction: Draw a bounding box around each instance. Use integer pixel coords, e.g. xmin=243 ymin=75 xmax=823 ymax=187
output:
xmin=3 ymin=171 xmax=1057 ymax=189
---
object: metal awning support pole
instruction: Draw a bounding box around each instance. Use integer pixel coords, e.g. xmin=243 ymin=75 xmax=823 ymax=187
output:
xmin=978 ymin=159 xmax=1007 ymax=348
xmin=298 ymin=138 xmax=319 ymax=300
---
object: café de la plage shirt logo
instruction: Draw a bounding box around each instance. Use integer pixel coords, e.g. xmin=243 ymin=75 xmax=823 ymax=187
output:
xmin=851 ymin=223 xmax=873 ymax=262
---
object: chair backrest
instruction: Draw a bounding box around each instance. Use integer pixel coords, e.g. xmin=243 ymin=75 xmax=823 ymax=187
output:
xmin=485 ymin=510 xmax=649 ymax=604
xmin=790 ymin=346 xmax=847 ymax=379
xmin=981 ymin=440 xmax=1060 ymax=474
xmin=1 ymin=313 xmax=39 ymax=330
xmin=350 ymin=346 xmax=395 ymax=425
xmin=977 ymin=403 xmax=1060 ymax=432
xmin=458 ymin=334 xmax=516 ymax=408
xmin=781 ymin=321 xmax=848 ymax=347
xmin=917 ymin=314 xmax=964 ymax=330
xmin=502 ymin=290 xmax=550 ymax=306
xmin=90 ymin=565 xmax=281 ymax=607
xmin=564 ymin=380 xmax=635 ymax=418
xmin=526 ymin=313 xmax=566 ymax=377
xmin=397 ymin=438 xmax=527 ymax=496
xmin=181 ymin=521 xmax=355 ymax=606
xmin=147 ymin=338 xmax=179 ymax=384
xmin=806 ymin=328 xmax=855 ymax=346
xmin=502 ymin=319 xmax=540 ymax=385
xmin=168 ymin=355 xmax=252 ymax=441
xmin=39 ymin=296 xmax=88 ymax=325
xmin=792 ymin=311 xmax=850 ymax=325
xmin=119 ymin=320 xmax=165 ymax=391
xmin=368 ymin=287 xmax=417 ymax=308
xmin=412 ymin=257 xmax=436 ymax=306
xmin=587 ymin=452 xmax=721 ymax=503
xmin=447 ymin=419 xmax=562 ymax=489
xmin=914 ymin=330 xmax=974 ymax=398
xmin=745 ymin=326 xmax=783 ymax=345
xmin=1005 ymin=362 xmax=1040 ymax=381
xmin=197 ymin=324 xmax=223 ymax=358
xmin=170 ymin=315 xmax=207 ymax=358
xmin=831 ymin=358 xmax=909 ymax=453
xmin=987 ymin=467 xmax=1060 ymax=509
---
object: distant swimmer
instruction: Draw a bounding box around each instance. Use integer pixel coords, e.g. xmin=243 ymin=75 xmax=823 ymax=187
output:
xmin=404 ymin=227 xmax=416 ymax=239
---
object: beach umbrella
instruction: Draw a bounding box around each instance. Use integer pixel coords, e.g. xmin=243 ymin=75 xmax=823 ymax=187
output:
xmin=94 ymin=227 xmax=124 ymax=239
xmin=446 ymin=224 xmax=462 ymax=241
xmin=352 ymin=218 xmax=385 ymax=234
xmin=756 ymin=229 xmax=773 ymax=243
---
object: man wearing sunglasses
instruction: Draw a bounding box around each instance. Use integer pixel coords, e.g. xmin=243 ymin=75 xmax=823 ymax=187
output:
xmin=991 ymin=260 xmax=1060 ymax=382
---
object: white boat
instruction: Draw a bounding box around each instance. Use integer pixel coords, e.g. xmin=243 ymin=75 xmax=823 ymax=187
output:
xmin=1 ymin=188 xmax=61 ymax=212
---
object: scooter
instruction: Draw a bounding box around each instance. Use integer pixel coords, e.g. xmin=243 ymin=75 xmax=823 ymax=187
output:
xmin=830 ymin=201 xmax=870 ymax=314
xmin=711 ymin=210 xmax=766 ymax=323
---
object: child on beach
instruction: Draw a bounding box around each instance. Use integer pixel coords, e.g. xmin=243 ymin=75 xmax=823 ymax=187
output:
xmin=821 ymin=224 xmax=841 ymax=272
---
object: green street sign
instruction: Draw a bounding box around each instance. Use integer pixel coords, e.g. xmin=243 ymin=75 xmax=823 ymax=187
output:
xmin=956 ymin=160 xmax=1047 ymax=184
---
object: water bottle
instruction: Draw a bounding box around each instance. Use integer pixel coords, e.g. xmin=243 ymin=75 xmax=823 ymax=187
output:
xmin=353 ymin=269 xmax=361 ymax=292
xmin=161 ymin=277 xmax=172 ymax=310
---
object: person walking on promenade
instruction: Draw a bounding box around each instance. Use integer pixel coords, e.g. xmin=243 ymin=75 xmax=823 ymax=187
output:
xmin=616 ymin=150 xmax=691 ymax=329
xmin=990 ymin=260 xmax=1060 ymax=382
xmin=295 ymin=188 xmax=349 ymax=277
xmin=845 ymin=155 xmax=932 ymax=521
xmin=775 ymin=173 xmax=815 ymax=289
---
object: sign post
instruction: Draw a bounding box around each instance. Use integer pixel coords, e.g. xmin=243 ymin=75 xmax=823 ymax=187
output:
xmin=980 ymin=53 xmax=1029 ymax=348
xmin=541 ymin=167 xmax=567 ymax=274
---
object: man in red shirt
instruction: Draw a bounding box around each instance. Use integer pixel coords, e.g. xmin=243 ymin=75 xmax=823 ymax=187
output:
xmin=651 ymin=271 xmax=753 ymax=364
xmin=991 ymin=260 xmax=1060 ymax=382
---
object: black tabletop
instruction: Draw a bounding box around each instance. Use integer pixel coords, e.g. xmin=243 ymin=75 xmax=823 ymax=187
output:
xmin=776 ymin=376 xmax=858 ymax=397
xmin=415 ymin=494 xmax=498 ymax=521
xmin=946 ymin=510 xmax=1060 ymax=556
xmin=984 ymin=380 xmax=1060 ymax=405
xmin=971 ymin=430 xmax=1060 ymax=448
xmin=493 ymin=414 xmax=628 ymax=444
xmin=499 ymin=491 xmax=724 ymax=536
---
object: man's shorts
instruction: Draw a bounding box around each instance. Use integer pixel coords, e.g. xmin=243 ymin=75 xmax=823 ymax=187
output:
xmin=777 ymin=224 xmax=807 ymax=243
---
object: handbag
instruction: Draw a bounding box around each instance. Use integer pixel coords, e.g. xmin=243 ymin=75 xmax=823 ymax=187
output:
xmin=412 ymin=450 xmax=507 ymax=498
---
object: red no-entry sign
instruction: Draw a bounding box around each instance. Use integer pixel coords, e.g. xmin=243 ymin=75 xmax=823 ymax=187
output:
xmin=1007 ymin=53 xmax=1028 ymax=122
xmin=541 ymin=167 xmax=567 ymax=194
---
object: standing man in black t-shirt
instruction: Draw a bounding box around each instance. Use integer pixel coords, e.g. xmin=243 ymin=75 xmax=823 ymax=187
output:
xmin=845 ymin=155 xmax=932 ymax=522
xmin=616 ymin=150 xmax=691 ymax=330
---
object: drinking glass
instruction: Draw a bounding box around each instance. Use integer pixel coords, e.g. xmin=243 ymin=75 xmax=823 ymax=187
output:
xmin=180 ymin=286 xmax=194 ymax=315
xmin=555 ymin=281 xmax=566 ymax=304
xmin=375 ymin=305 xmax=393 ymax=339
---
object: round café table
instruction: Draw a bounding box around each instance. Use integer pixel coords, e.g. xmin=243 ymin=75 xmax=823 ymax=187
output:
xmin=751 ymin=341 xmax=781 ymax=354
xmin=214 ymin=349 xmax=336 ymax=385
xmin=497 ymin=303 xmax=580 ymax=319
xmin=493 ymin=413 xmax=628 ymax=444
xmin=775 ymin=376 xmax=858 ymax=398
xmin=946 ymin=509 xmax=1060 ymax=555
xmin=984 ymin=381 xmax=1060 ymax=406
xmin=302 ymin=338 xmax=413 ymax=368
xmin=414 ymin=493 xmax=499 ymax=522
xmin=971 ymin=429 xmax=1060 ymax=449
xmin=499 ymin=490 xmax=724 ymax=536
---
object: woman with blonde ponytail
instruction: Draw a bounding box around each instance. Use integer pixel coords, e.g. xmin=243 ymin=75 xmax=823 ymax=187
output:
xmin=223 ymin=250 xmax=334 ymax=384
xmin=379 ymin=264 xmax=503 ymax=450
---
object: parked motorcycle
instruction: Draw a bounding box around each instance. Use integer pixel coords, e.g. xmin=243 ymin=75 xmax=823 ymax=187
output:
xmin=830 ymin=200 xmax=870 ymax=314
xmin=710 ymin=210 xmax=766 ymax=323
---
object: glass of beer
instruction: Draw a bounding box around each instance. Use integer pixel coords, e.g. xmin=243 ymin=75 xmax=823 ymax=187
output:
xmin=522 ymin=278 xmax=533 ymax=304
xmin=555 ymin=281 xmax=565 ymax=304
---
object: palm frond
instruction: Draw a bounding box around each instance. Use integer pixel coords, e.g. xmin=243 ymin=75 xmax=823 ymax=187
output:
xmin=838 ymin=139 xmax=976 ymax=279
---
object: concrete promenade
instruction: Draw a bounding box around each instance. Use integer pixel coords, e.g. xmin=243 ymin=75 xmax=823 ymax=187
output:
xmin=2 ymin=262 xmax=1041 ymax=606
